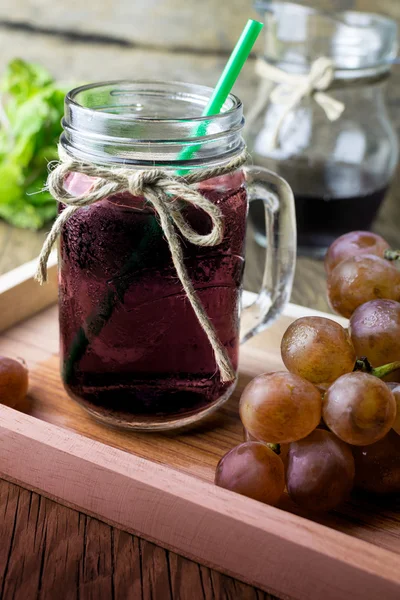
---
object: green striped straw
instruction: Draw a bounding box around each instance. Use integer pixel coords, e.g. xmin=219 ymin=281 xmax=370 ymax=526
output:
xmin=177 ymin=18 xmax=263 ymax=173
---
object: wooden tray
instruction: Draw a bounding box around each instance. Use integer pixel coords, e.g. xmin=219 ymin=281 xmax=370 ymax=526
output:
xmin=0 ymin=256 xmax=399 ymax=600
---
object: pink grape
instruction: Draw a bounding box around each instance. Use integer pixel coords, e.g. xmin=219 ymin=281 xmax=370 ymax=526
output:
xmin=240 ymin=372 xmax=321 ymax=444
xmin=0 ymin=357 xmax=28 ymax=408
xmin=325 ymin=231 xmax=389 ymax=276
xmin=327 ymin=254 xmax=400 ymax=318
xmin=353 ymin=430 xmax=400 ymax=495
xmin=387 ymin=384 xmax=400 ymax=435
xmin=286 ymin=429 xmax=355 ymax=512
xmin=281 ymin=316 xmax=356 ymax=384
xmin=215 ymin=442 xmax=285 ymax=506
xmin=323 ymin=372 xmax=396 ymax=446
xmin=349 ymin=299 xmax=400 ymax=367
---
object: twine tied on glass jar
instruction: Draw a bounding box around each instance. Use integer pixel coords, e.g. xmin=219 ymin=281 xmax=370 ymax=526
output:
xmin=36 ymin=145 xmax=249 ymax=383
xmin=247 ymin=56 xmax=345 ymax=149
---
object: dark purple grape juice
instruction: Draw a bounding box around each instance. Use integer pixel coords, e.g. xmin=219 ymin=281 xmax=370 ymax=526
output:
xmin=249 ymin=160 xmax=389 ymax=256
xmin=294 ymin=187 xmax=388 ymax=251
xmin=59 ymin=172 xmax=247 ymax=427
xmin=251 ymin=186 xmax=388 ymax=256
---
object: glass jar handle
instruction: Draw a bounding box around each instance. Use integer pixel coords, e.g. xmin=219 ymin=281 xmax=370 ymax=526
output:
xmin=241 ymin=166 xmax=296 ymax=343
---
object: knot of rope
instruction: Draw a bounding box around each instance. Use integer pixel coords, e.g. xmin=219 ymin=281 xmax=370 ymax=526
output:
xmin=36 ymin=145 xmax=248 ymax=382
xmin=247 ymin=57 xmax=345 ymax=150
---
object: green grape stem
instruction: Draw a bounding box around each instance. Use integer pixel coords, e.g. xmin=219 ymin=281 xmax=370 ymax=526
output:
xmin=267 ymin=443 xmax=281 ymax=455
xmin=384 ymin=249 xmax=400 ymax=262
xmin=354 ymin=357 xmax=400 ymax=379
xmin=372 ymin=361 xmax=400 ymax=379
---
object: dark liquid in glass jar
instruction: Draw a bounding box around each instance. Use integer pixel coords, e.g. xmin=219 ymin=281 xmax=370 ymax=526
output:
xmin=293 ymin=186 xmax=388 ymax=251
xmin=250 ymin=162 xmax=388 ymax=257
xmin=59 ymin=173 xmax=247 ymax=425
xmin=251 ymin=187 xmax=388 ymax=254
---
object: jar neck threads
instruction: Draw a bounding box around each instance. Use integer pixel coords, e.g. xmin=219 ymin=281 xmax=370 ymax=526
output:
xmin=62 ymin=81 xmax=245 ymax=170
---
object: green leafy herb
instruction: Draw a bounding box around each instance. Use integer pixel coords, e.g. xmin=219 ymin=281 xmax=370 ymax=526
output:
xmin=0 ymin=59 xmax=67 ymax=229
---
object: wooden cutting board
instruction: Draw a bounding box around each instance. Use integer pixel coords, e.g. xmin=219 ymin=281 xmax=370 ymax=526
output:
xmin=0 ymin=257 xmax=399 ymax=600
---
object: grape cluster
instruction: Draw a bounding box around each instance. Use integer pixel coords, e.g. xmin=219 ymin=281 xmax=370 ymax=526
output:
xmin=215 ymin=231 xmax=400 ymax=512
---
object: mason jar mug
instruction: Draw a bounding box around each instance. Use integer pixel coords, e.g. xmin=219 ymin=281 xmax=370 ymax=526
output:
xmin=57 ymin=81 xmax=296 ymax=430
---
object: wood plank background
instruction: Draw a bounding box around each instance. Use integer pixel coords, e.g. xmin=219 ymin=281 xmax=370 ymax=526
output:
xmin=0 ymin=0 xmax=397 ymax=130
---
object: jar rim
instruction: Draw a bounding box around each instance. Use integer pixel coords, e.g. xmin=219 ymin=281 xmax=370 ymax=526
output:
xmin=66 ymin=80 xmax=242 ymax=123
xmin=62 ymin=80 xmax=245 ymax=168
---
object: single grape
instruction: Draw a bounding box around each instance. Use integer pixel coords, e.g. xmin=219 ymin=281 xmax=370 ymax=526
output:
xmin=323 ymin=372 xmax=396 ymax=445
xmin=243 ymin=429 xmax=289 ymax=471
xmin=286 ymin=429 xmax=355 ymax=512
xmin=0 ymin=357 xmax=28 ymax=408
xmin=324 ymin=231 xmax=389 ymax=276
xmin=353 ymin=430 xmax=400 ymax=494
xmin=215 ymin=442 xmax=285 ymax=506
xmin=240 ymin=371 xmax=321 ymax=444
xmin=388 ymin=384 xmax=400 ymax=435
xmin=349 ymin=299 xmax=400 ymax=368
xmin=281 ymin=316 xmax=356 ymax=385
xmin=327 ymin=254 xmax=400 ymax=318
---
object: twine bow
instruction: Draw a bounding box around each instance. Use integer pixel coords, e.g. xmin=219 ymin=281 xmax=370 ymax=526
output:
xmin=36 ymin=145 xmax=248 ymax=382
xmin=248 ymin=57 xmax=345 ymax=149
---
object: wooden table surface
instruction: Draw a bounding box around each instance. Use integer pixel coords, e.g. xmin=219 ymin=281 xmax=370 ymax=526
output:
xmin=0 ymin=168 xmax=400 ymax=599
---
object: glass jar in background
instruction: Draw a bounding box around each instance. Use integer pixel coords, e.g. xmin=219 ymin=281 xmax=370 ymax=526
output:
xmin=58 ymin=81 xmax=296 ymax=431
xmin=246 ymin=2 xmax=399 ymax=257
